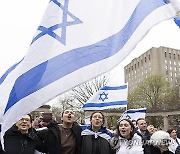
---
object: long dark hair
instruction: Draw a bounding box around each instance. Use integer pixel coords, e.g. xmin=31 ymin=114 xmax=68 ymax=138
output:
xmin=117 ymin=119 xmax=135 ymax=140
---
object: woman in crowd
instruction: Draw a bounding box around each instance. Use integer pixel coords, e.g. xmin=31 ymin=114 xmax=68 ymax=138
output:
xmin=110 ymin=119 xmax=144 ymax=154
xmin=167 ymin=129 xmax=180 ymax=153
xmin=81 ymin=111 xmax=115 ymax=154
xmin=144 ymin=130 xmax=174 ymax=154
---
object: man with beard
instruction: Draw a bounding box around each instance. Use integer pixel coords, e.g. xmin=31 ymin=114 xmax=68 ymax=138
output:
xmin=37 ymin=109 xmax=81 ymax=154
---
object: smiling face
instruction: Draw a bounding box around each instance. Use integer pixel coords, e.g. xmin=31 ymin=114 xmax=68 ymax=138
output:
xmin=170 ymin=130 xmax=177 ymax=139
xmin=137 ymin=119 xmax=147 ymax=132
xmin=119 ymin=120 xmax=133 ymax=139
xmin=61 ymin=109 xmax=75 ymax=126
xmin=16 ymin=115 xmax=31 ymax=134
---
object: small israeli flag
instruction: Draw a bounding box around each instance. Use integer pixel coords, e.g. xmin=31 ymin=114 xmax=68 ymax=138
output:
xmin=82 ymin=84 xmax=128 ymax=110
xmin=118 ymin=108 xmax=147 ymax=122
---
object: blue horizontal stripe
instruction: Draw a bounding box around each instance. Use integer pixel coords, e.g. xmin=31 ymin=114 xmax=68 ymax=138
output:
xmin=4 ymin=0 xmax=163 ymax=114
xmin=82 ymin=101 xmax=127 ymax=108
xmin=101 ymin=85 xmax=127 ymax=90
xmin=0 ymin=58 xmax=23 ymax=85
xmin=126 ymin=109 xmax=146 ymax=114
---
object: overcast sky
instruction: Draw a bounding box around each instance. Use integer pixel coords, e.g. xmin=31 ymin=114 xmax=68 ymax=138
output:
xmin=0 ymin=0 xmax=180 ymax=85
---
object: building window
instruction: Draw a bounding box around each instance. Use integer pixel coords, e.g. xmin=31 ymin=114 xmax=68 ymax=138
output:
xmin=135 ymin=64 xmax=136 ymax=69
xmin=138 ymin=62 xmax=139 ymax=67
xmin=132 ymin=66 xmax=133 ymax=71
xmin=170 ymin=72 xmax=173 ymax=76
xmin=175 ymin=67 xmax=177 ymax=71
xmin=169 ymin=61 xmax=171 ymax=65
xmin=170 ymin=77 xmax=173 ymax=81
xmin=166 ymin=70 xmax=168 ymax=75
xmin=145 ymin=57 xmax=146 ymax=63
xmin=175 ymin=72 xmax=176 ymax=77
xmin=165 ymin=52 xmax=167 ymax=58
xmin=174 ymin=62 xmax=176 ymax=65
xmin=165 ymin=59 xmax=167 ymax=63
xmin=169 ymin=53 xmax=171 ymax=59
xmin=166 ymin=77 xmax=168 ymax=81
xmin=149 ymin=54 xmax=150 ymax=60
xmin=170 ymin=66 xmax=172 ymax=70
xmin=165 ymin=66 xmax=168 ymax=69
xmin=129 ymin=67 xmax=130 ymax=72
xmin=174 ymin=54 xmax=176 ymax=60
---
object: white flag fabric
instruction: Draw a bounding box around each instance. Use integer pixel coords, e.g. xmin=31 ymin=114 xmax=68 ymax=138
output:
xmin=82 ymin=84 xmax=128 ymax=110
xmin=118 ymin=108 xmax=147 ymax=122
xmin=0 ymin=0 xmax=179 ymax=145
xmin=84 ymin=116 xmax=91 ymax=125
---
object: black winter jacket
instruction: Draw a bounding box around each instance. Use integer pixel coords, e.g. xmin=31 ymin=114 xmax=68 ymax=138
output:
xmin=176 ymin=145 xmax=180 ymax=154
xmin=144 ymin=144 xmax=174 ymax=154
xmin=81 ymin=135 xmax=115 ymax=154
xmin=37 ymin=122 xmax=82 ymax=154
xmin=137 ymin=130 xmax=151 ymax=142
xmin=3 ymin=125 xmax=42 ymax=154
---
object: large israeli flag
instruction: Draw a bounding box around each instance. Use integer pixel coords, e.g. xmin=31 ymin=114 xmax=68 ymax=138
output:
xmin=82 ymin=84 xmax=128 ymax=110
xmin=0 ymin=0 xmax=179 ymax=145
xmin=118 ymin=108 xmax=147 ymax=122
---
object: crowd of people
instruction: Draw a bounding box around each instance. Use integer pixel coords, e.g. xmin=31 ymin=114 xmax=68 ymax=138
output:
xmin=0 ymin=109 xmax=180 ymax=154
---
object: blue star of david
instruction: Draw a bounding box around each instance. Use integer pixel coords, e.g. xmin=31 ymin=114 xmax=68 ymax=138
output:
xmin=163 ymin=0 xmax=169 ymax=4
xmin=31 ymin=0 xmax=83 ymax=45
xmin=126 ymin=114 xmax=131 ymax=119
xmin=99 ymin=92 xmax=108 ymax=102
